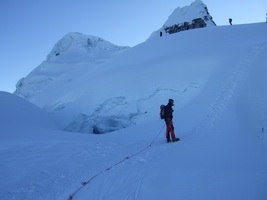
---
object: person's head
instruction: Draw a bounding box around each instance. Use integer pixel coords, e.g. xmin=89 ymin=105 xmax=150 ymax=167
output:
xmin=168 ymin=99 xmax=174 ymax=106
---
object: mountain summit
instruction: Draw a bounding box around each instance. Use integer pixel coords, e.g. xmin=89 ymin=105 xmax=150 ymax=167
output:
xmin=149 ymin=0 xmax=216 ymax=39
xmin=15 ymin=33 xmax=129 ymax=99
xmin=46 ymin=32 xmax=129 ymax=63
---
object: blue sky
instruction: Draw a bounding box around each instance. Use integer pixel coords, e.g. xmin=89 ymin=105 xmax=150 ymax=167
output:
xmin=1 ymin=0 xmax=266 ymax=93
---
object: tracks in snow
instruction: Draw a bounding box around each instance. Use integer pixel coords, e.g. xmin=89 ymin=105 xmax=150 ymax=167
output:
xmin=193 ymin=43 xmax=267 ymax=134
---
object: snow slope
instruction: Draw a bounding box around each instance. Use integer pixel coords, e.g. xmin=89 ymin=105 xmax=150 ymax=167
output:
xmin=1 ymin=21 xmax=267 ymax=200
xmin=0 ymin=91 xmax=57 ymax=135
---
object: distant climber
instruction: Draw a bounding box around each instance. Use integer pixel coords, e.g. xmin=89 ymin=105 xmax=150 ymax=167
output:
xmin=229 ymin=18 xmax=232 ymax=25
xmin=160 ymin=31 xmax=163 ymax=37
xmin=163 ymin=99 xmax=180 ymax=143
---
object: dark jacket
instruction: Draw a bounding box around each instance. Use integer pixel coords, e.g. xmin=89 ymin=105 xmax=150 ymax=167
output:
xmin=164 ymin=103 xmax=174 ymax=120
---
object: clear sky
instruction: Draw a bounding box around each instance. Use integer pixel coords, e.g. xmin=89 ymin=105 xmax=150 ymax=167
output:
xmin=1 ymin=0 xmax=266 ymax=93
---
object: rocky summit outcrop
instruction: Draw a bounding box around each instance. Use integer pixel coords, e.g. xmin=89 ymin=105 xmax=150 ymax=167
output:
xmin=149 ymin=0 xmax=216 ymax=39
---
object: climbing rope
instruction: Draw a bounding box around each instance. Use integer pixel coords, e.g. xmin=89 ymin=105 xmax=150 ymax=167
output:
xmin=67 ymin=124 xmax=165 ymax=200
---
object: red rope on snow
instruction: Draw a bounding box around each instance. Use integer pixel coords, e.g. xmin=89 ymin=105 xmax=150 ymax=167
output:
xmin=67 ymin=125 xmax=165 ymax=200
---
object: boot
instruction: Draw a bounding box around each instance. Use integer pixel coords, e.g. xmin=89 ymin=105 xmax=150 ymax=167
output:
xmin=166 ymin=138 xmax=171 ymax=143
xmin=172 ymin=138 xmax=180 ymax=142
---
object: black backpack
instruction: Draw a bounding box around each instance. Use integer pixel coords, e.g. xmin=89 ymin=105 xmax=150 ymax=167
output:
xmin=160 ymin=105 xmax=165 ymax=119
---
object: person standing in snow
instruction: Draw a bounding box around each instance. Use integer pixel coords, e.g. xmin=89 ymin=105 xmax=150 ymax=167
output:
xmin=164 ymin=99 xmax=180 ymax=143
xmin=229 ymin=18 xmax=233 ymax=25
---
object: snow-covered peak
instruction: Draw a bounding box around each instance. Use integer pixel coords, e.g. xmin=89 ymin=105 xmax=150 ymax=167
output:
xmin=149 ymin=0 xmax=216 ymax=39
xmin=47 ymin=32 xmax=129 ymax=62
xmin=14 ymin=33 xmax=129 ymax=99
xmin=165 ymin=0 xmax=215 ymax=27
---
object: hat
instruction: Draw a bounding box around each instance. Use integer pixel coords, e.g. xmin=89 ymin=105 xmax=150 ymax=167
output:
xmin=169 ymin=99 xmax=174 ymax=103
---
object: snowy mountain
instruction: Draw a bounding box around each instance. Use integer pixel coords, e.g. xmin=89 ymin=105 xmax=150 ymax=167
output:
xmin=15 ymin=32 xmax=129 ymax=100
xmin=1 ymin=2 xmax=267 ymax=200
xmin=46 ymin=32 xmax=130 ymax=63
xmin=13 ymin=0 xmax=218 ymax=134
xmin=148 ymin=0 xmax=216 ymax=39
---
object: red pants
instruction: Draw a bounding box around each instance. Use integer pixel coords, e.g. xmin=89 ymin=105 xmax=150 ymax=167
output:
xmin=165 ymin=119 xmax=176 ymax=139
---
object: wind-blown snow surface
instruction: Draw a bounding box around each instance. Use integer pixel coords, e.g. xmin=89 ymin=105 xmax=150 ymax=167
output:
xmin=1 ymin=22 xmax=267 ymax=200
